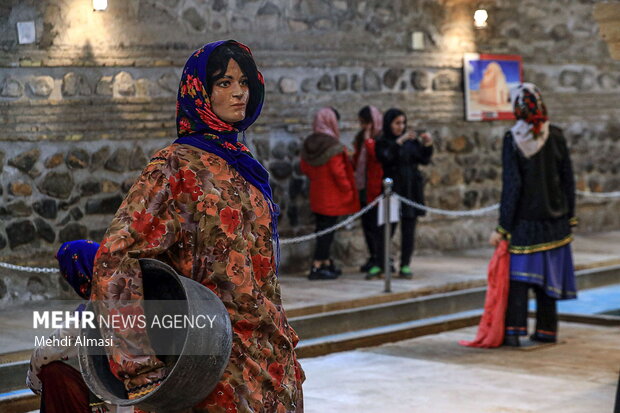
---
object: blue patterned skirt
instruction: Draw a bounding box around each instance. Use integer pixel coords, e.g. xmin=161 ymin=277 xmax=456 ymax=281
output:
xmin=509 ymin=243 xmax=577 ymax=300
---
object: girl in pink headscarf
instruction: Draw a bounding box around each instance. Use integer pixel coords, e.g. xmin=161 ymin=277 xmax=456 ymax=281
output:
xmin=353 ymin=106 xmax=384 ymax=272
xmin=300 ymin=107 xmax=360 ymax=280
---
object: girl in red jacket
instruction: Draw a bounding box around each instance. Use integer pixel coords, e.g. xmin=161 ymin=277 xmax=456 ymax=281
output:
xmin=353 ymin=105 xmax=384 ymax=272
xmin=301 ymin=107 xmax=360 ymax=280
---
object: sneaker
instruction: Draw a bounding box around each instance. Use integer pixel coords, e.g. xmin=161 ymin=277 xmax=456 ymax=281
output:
xmin=328 ymin=259 xmax=342 ymax=276
xmin=373 ymin=260 xmax=395 ymax=273
xmin=308 ymin=265 xmax=339 ymax=281
xmin=398 ymin=265 xmax=413 ymax=279
xmin=365 ymin=266 xmax=384 ymax=280
xmin=359 ymin=258 xmax=375 ymax=273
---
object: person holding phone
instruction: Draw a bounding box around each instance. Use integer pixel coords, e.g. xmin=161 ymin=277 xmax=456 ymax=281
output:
xmin=369 ymin=108 xmax=433 ymax=279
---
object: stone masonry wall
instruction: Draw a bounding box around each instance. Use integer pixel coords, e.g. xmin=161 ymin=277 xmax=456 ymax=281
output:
xmin=1 ymin=0 xmax=620 ymax=287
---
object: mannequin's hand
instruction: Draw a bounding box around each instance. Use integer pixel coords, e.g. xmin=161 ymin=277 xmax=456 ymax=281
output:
xmin=489 ymin=231 xmax=503 ymax=247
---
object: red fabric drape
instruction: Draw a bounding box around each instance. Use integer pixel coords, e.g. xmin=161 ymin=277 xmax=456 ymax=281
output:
xmin=38 ymin=361 xmax=91 ymax=413
xmin=459 ymin=240 xmax=510 ymax=348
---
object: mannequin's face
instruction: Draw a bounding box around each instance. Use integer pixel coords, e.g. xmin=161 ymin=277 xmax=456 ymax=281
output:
xmin=207 ymin=59 xmax=249 ymax=123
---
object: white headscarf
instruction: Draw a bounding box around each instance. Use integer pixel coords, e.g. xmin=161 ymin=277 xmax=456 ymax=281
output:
xmin=509 ymin=83 xmax=550 ymax=158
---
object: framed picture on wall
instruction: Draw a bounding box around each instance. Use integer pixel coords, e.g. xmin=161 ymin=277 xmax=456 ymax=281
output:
xmin=464 ymin=53 xmax=523 ymax=121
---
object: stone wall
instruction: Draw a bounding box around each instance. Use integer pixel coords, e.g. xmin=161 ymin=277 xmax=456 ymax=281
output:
xmin=1 ymin=0 xmax=620 ymax=280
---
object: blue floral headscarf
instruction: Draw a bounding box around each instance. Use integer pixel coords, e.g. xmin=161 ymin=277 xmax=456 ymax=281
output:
xmin=175 ymin=40 xmax=265 ymax=139
xmin=56 ymin=240 xmax=100 ymax=299
xmin=173 ymin=40 xmax=281 ymax=273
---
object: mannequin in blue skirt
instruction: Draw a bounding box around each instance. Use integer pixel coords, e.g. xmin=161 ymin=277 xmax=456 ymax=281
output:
xmin=489 ymin=83 xmax=577 ymax=347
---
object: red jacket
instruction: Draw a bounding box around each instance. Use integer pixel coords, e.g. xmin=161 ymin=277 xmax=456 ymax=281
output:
xmin=353 ymin=138 xmax=384 ymax=202
xmin=300 ymin=135 xmax=360 ymax=216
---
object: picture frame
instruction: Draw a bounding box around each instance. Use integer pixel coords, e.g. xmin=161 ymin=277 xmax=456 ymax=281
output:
xmin=464 ymin=53 xmax=523 ymax=121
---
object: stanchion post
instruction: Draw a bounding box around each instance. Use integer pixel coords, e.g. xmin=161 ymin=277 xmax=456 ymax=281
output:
xmin=614 ymin=368 xmax=620 ymax=413
xmin=383 ymin=178 xmax=393 ymax=293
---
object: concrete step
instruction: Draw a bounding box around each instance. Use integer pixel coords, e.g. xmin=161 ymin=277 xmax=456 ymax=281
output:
xmin=292 ymin=264 xmax=620 ymax=356
xmin=289 ymin=263 xmax=620 ymax=341
xmin=1 ymin=263 xmax=619 ymax=411
xmin=289 ymin=287 xmax=486 ymax=340
xmin=296 ymin=310 xmax=620 ymax=359
xmin=0 ymin=359 xmax=29 ymax=395
xmin=574 ymin=263 xmax=620 ymax=290
xmin=0 ymin=351 xmax=32 ymax=365
xmin=296 ymin=310 xmax=483 ymax=358
xmin=285 ymin=258 xmax=620 ymax=319
xmin=0 ymin=389 xmax=38 ymax=413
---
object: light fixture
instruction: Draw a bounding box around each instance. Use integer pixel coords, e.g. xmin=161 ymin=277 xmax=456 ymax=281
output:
xmin=474 ymin=9 xmax=488 ymax=29
xmin=17 ymin=21 xmax=36 ymax=44
xmin=93 ymin=0 xmax=108 ymax=11
xmin=411 ymin=31 xmax=425 ymax=50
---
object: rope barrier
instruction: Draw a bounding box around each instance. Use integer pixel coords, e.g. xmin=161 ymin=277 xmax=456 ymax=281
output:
xmin=279 ymin=196 xmax=383 ymax=245
xmin=2 ymin=188 xmax=620 ymax=273
xmin=394 ymin=195 xmax=500 ymax=217
xmin=576 ymin=189 xmax=620 ymax=199
xmin=0 ymin=261 xmax=58 ymax=273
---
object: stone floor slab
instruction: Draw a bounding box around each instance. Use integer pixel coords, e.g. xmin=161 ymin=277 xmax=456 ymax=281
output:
xmin=300 ymin=322 xmax=620 ymax=413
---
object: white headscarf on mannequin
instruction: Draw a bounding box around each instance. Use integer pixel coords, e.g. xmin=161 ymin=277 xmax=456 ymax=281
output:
xmin=509 ymin=83 xmax=550 ymax=158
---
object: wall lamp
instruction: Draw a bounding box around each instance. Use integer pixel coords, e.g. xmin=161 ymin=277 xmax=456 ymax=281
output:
xmin=93 ymin=0 xmax=108 ymax=11
xmin=474 ymin=9 xmax=488 ymax=29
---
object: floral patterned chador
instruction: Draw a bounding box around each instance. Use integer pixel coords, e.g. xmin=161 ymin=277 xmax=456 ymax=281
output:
xmin=92 ymin=40 xmax=304 ymax=412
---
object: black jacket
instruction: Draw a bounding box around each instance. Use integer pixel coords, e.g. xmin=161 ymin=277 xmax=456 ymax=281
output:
xmin=498 ymin=125 xmax=576 ymax=252
xmin=375 ymin=136 xmax=433 ymax=218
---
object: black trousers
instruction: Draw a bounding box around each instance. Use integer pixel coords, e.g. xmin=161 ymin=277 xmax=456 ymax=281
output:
xmin=313 ymin=213 xmax=339 ymax=261
xmin=360 ymin=191 xmax=379 ymax=261
xmin=505 ymin=280 xmax=558 ymax=338
xmin=376 ymin=216 xmax=417 ymax=269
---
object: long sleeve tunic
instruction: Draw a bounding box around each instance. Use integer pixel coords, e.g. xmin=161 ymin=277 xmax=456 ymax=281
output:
xmin=498 ymin=125 xmax=577 ymax=254
xmin=26 ymin=324 xmax=81 ymax=395
xmin=92 ymin=143 xmax=304 ymax=412
xmin=375 ymin=137 xmax=433 ymax=218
